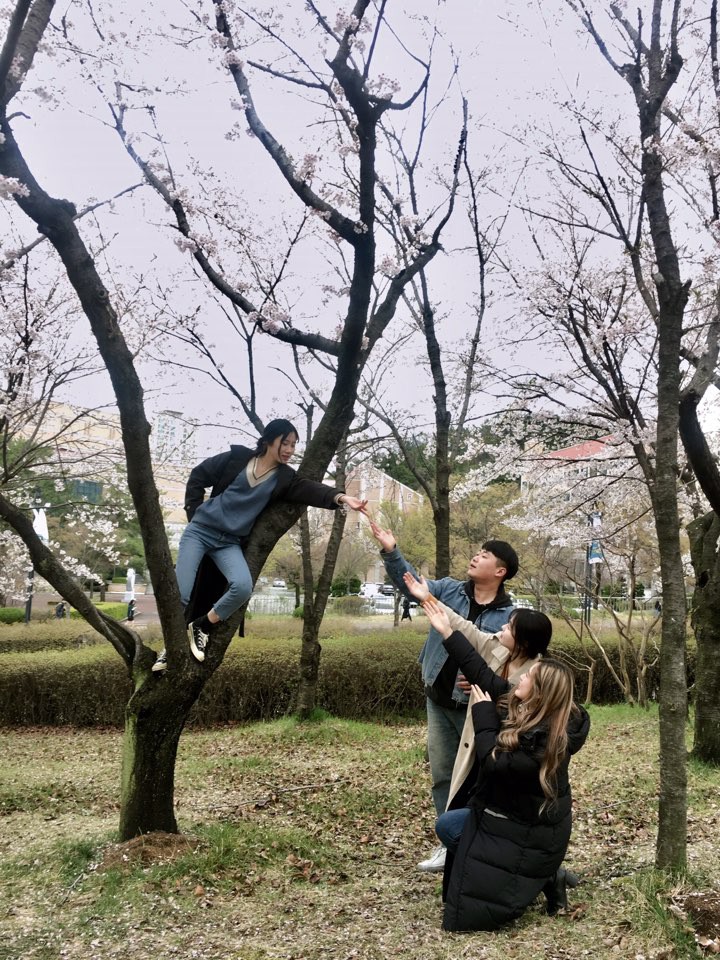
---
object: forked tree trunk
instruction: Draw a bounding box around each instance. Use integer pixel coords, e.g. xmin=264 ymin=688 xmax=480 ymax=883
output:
xmin=688 ymin=511 xmax=720 ymax=763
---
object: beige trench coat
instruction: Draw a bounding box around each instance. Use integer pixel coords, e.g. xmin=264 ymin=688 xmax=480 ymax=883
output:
xmin=438 ymin=603 xmax=542 ymax=809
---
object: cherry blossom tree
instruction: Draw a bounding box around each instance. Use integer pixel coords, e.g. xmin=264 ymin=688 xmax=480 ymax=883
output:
xmin=485 ymin=0 xmax=720 ymax=870
xmin=509 ymin=437 xmax=663 ymax=706
xmin=0 ymin=0 xmax=465 ymax=838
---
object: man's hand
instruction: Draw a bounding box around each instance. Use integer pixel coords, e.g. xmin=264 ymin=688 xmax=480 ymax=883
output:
xmin=402 ymin=571 xmax=430 ymax=602
xmin=369 ymin=520 xmax=396 ymax=552
xmin=422 ymin=597 xmax=453 ymax=639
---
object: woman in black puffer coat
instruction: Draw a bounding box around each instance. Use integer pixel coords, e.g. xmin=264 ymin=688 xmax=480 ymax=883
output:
xmin=422 ymin=599 xmax=591 ymax=933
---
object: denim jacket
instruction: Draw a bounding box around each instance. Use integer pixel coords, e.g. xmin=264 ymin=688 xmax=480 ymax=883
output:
xmin=380 ymin=546 xmax=514 ymax=704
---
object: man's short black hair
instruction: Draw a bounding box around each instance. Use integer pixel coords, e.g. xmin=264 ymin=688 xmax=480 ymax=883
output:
xmin=482 ymin=539 xmax=518 ymax=582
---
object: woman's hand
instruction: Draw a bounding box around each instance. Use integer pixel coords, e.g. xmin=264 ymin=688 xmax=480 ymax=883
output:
xmin=402 ymin=571 xmax=430 ymax=602
xmin=470 ymin=684 xmax=492 ymax=702
xmin=340 ymin=495 xmax=369 ymax=514
xmin=369 ymin=520 xmax=396 ymax=552
xmin=422 ymin=597 xmax=453 ymax=639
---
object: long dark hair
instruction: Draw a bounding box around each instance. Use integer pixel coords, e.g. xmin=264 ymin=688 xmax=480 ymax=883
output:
xmin=508 ymin=608 xmax=552 ymax=663
xmin=255 ymin=419 xmax=299 ymax=456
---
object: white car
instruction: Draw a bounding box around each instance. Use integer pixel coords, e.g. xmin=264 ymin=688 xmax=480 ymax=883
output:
xmin=272 ymin=579 xmax=287 ymax=588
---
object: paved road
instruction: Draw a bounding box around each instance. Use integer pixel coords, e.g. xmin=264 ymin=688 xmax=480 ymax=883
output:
xmin=31 ymin=589 xmax=160 ymax=626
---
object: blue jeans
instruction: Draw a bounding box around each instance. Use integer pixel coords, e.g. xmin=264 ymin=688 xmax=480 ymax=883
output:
xmin=435 ymin=807 xmax=470 ymax=853
xmin=426 ymin=698 xmax=468 ymax=816
xmin=175 ymin=521 xmax=253 ymax=621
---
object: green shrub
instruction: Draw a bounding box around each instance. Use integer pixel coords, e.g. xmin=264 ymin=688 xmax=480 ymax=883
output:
xmin=0 ymin=615 xmax=691 ymax=727
xmin=0 ymin=647 xmax=131 ymax=725
xmin=0 ymin=620 xmax=107 ymax=655
xmin=332 ymin=596 xmax=370 ymax=616
xmin=330 ymin=576 xmax=362 ymax=597
xmin=0 ymin=607 xmax=25 ymax=624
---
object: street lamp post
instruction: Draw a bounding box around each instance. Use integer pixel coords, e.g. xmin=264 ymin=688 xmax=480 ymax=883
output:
xmin=584 ymin=510 xmax=603 ymax=626
xmin=24 ymin=491 xmax=50 ymax=624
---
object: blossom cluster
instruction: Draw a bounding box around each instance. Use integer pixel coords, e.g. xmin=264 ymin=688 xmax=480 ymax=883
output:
xmin=0 ymin=176 xmax=30 ymax=199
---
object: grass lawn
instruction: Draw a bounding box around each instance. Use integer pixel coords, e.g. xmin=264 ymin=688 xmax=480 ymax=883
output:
xmin=0 ymin=706 xmax=718 ymax=960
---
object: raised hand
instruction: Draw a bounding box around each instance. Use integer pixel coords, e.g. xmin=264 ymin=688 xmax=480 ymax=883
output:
xmin=369 ymin=519 xmax=396 ymax=552
xmin=402 ymin=570 xmax=430 ymax=602
xmin=422 ymin=597 xmax=452 ymax=639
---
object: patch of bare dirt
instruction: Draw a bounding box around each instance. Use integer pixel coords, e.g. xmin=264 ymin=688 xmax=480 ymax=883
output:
xmin=97 ymin=831 xmax=197 ymax=872
xmin=681 ymin=891 xmax=720 ymax=953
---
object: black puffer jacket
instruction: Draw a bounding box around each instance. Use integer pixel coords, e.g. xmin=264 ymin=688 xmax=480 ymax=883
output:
xmin=441 ymin=630 xmax=591 ymax=932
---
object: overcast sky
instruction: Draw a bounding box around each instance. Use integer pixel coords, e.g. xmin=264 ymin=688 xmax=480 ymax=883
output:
xmin=4 ymin=1 xmax=717 ymax=451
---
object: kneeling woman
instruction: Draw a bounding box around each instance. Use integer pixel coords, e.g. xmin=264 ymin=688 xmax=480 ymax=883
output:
xmin=422 ymin=599 xmax=590 ymax=933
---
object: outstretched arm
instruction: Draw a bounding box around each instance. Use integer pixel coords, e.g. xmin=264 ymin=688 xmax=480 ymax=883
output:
xmin=370 ymin=522 xmax=420 ymax=598
xmin=423 ymin=598 xmax=510 ymax=700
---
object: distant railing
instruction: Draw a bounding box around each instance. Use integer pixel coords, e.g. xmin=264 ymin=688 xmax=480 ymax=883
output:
xmin=248 ymin=593 xmax=296 ymax=615
xmin=530 ymin=594 xmax=663 ymax=617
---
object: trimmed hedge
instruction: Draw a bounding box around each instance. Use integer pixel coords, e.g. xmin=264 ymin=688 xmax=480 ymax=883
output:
xmin=0 ymin=620 xmax=112 ymax=655
xmin=0 ymin=635 xmax=425 ymax=726
xmin=0 ymin=625 xmax=696 ymax=727
xmin=331 ymin=596 xmax=371 ymax=616
xmin=0 ymin=607 xmax=25 ymax=624
xmin=69 ymin=601 xmax=127 ymax=621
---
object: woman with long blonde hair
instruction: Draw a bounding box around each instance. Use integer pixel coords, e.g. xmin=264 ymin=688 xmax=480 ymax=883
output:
xmin=422 ymin=598 xmax=590 ymax=933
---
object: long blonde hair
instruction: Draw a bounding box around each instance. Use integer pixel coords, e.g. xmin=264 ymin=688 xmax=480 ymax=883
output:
xmin=494 ymin=659 xmax=575 ymax=805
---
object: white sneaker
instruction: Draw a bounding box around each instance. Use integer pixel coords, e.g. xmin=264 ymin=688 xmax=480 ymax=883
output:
xmin=418 ymin=845 xmax=446 ymax=872
xmin=189 ymin=622 xmax=209 ymax=662
xmin=151 ymin=650 xmax=167 ymax=672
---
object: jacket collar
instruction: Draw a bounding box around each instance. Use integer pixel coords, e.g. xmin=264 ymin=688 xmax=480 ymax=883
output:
xmin=463 ymin=580 xmax=512 ymax=609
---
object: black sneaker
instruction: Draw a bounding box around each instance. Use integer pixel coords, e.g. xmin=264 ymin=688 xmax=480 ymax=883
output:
xmin=151 ymin=650 xmax=168 ymax=672
xmin=189 ymin=622 xmax=209 ymax=662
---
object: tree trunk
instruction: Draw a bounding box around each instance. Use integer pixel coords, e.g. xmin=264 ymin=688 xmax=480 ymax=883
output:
xmin=650 ymin=289 xmax=688 ymax=870
xmin=631 ymin=39 xmax=690 ymax=870
xmin=294 ymin=445 xmax=349 ymax=719
xmin=433 ymin=495 xmax=451 ymax=579
xmin=688 ymin=511 xmax=720 ymax=763
xmin=119 ymin=666 xmax=205 ymax=840
xmin=296 ymin=615 xmax=323 ymax=719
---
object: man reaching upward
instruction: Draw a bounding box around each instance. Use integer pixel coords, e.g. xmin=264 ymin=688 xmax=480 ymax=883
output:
xmin=369 ymin=521 xmax=517 ymax=873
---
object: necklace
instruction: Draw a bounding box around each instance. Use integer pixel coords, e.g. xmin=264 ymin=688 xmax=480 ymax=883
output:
xmin=252 ymin=457 xmax=278 ymax=481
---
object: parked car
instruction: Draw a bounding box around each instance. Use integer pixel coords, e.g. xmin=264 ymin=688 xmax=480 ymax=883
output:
xmin=360 ymin=582 xmax=379 ymax=598
xmin=380 ymin=584 xmax=395 ymax=596
xmin=272 ymin=579 xmax=287 ymax=588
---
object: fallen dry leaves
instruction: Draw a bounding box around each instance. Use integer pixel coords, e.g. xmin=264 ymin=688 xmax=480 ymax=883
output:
xmin=0 ymin=710 xmax=718 ymax=960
